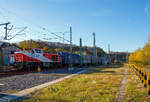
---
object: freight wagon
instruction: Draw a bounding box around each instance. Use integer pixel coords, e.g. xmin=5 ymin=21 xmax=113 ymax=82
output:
xmin=57 ymin=52 xmax=80 ymax=67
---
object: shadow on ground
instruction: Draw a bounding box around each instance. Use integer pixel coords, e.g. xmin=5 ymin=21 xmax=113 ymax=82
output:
xmin=39 ymin=64 xmax=124 ymax=75
xmin=0 ymin=93 xmax=23 ymax=102
xmin=85 ymin=64 xmax=124 ymax=74
xmin=99 ymin=64 xmax=124 ymax=68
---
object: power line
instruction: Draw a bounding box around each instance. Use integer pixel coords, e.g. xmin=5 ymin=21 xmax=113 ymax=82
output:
xmin=8 ymin=27 xmax=27 ymax=40
xmin=0 ymin=6 xmax=71 ymax=43
xmin=0 ymin=8 xmax=9 ymax=22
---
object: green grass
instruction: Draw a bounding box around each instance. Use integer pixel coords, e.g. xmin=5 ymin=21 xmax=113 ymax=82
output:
xmin=18 ymin=64 xmax=124 ymax=102
xmin=125 ymin=68 xmax=150 ymax=102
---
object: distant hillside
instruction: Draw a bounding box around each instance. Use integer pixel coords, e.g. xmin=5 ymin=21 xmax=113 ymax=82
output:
xmin=15 ymin=40 xmax=106 ymax=57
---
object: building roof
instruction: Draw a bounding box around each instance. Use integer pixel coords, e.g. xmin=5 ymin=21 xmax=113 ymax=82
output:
xmin=0 ymin=41 xmax=22 ymax=50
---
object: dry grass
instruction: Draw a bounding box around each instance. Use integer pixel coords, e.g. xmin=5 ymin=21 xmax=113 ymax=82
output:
xmin=3 ymin=89 xmax=19 ymax=94
xmin=125 ymin=68 xmax=150 ymax=102
xmin=18 ymin=64 xmax=124 ymax=102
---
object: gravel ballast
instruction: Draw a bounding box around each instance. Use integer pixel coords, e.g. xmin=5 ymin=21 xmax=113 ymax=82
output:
xmin=0 ymin=68 xmax=84 ymax=93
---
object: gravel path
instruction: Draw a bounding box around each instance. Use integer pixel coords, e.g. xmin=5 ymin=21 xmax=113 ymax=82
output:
xmin=116 ymin=66 xmax=127 ymax=102
xmin=0 ymin=68 xmax=84 ymax=93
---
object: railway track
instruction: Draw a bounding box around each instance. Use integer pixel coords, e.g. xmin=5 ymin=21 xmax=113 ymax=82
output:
xmin=0 ymin=70 xmax=35 ymax=78
xmin=0 ymin=66 xmax=67 ymax=78
xmin=0 ymin=67 xmax=84 ymax=93
xmin=0 ymin=65 xmax=86 ymax=78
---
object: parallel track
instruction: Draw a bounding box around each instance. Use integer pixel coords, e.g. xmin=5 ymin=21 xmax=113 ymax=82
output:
xmin=0 ymin=66 xmax=81 ymax=78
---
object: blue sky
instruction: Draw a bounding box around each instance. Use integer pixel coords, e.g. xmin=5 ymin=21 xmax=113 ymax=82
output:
xmin=0 ymin=0 xmax=150 ymax=52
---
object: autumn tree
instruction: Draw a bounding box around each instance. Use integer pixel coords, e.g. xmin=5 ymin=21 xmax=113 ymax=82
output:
xmin=18 ymin=40 xmax=39 ymax=48
xmin=129 ymin=39 xmax=150 ymax=67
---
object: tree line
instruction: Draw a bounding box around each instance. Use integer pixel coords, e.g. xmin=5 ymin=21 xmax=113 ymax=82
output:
xmin=15 ymin=40 xmax=106 ymax=57
xmin=129 ymin=39 xmax=150 ymax=67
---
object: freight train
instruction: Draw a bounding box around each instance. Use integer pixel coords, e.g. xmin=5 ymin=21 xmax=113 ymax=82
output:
xmin=11 ymin=48 xmax=108 ymax=68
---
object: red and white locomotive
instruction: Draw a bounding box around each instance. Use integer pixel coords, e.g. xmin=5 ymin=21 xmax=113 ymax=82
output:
xmin=13 ymin=48 xmax=60 ymax=68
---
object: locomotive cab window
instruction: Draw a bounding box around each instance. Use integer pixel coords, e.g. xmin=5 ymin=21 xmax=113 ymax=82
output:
xmin=34 ymin=49 xmax=42 ymax=53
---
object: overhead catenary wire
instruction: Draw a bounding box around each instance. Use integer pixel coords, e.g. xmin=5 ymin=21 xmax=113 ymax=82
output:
xmin=0 ymin=8 xmax=9 ymax=22
xmin=12 ymin=36 xmax=25 ymax=41
xmin=0 ymin=6 xmax=71 ymax=43
xmin=0 ymin=6 xmax=46 ymax=40
xmin=8 ymin=27 xmax=27 ymax=40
